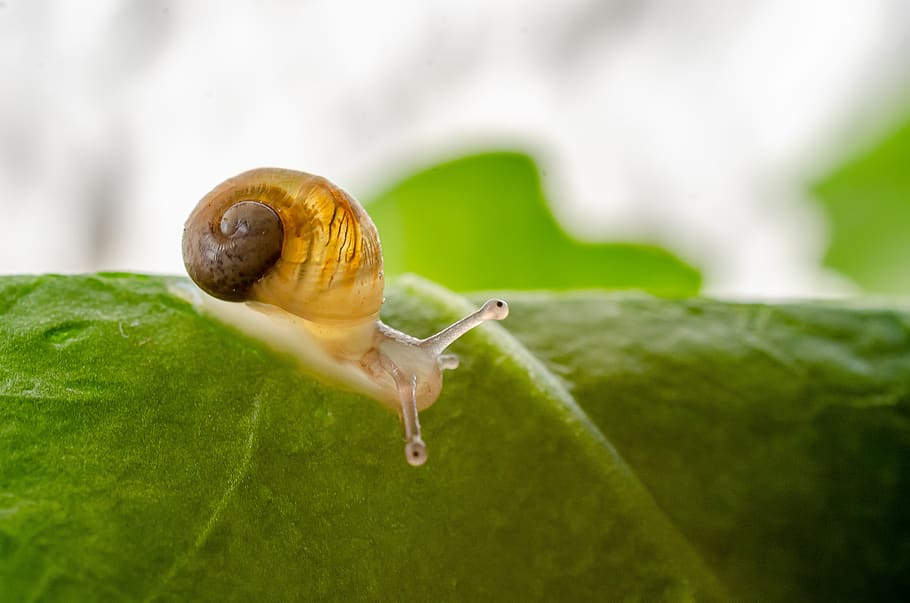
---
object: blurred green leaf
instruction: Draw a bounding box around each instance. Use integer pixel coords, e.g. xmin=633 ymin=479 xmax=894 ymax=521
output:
xmin=814 ymin=114 xmax=910 ymax=292
xmin=0 ymin=274 xmax=721 ymax=602
xmin=491 ymin=291 xmax=910 ymax=602
xmin=366 ymin=152 xmax=701 ymax=295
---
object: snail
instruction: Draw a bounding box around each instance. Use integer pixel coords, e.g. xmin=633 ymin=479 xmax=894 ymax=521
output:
xmin=182 ymin=167 xmax=508 ymax=466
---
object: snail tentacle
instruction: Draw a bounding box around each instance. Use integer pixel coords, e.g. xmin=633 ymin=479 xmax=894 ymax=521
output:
xmin=418 ymin=299 xmax=510 ymax=357
xmin=437 ymin=354 xmax=460 ymax=370
xmin=396 ymin=373 xmax=427 ymax=467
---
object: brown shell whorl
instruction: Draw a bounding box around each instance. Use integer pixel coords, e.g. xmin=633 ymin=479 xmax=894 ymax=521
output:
xmin=182 ymin=200 xmax=284 ymax=302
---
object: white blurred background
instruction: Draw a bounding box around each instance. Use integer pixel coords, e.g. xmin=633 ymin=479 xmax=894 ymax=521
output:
xmin=1 ymin=0 xmax=909 ymax=296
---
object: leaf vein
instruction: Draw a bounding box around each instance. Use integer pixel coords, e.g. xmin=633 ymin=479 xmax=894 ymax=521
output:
xmin=144 ymin=395 xmax=263 ymax=601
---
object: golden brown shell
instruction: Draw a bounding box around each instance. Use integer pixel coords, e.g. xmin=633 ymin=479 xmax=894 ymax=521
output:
xmin=182 ymin=168 xmax=384 ymax=324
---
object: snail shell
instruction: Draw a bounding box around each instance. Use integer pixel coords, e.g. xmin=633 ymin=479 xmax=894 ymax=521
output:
xmin=182 ymin=167 xmax=509 ymax=466
xmin=182 ymin=168 xmax=384 ymax=325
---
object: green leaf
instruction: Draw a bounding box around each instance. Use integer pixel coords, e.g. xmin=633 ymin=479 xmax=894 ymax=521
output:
xmin=814 ymin=113 xmax=910 ymax=292
xmin=366 ymin=152 xmax=702 ymax=296
xmin=492 ymin=291 xmax=910 ymax=602
xmin=0 ymin=274 xmax=723 ymax=602
xmin=7 ymin=274 xmax=907 ymax=601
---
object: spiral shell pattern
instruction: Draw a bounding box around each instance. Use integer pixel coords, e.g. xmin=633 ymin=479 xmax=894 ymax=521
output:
xmin=182 ymin=168 xmax=384 ymax=324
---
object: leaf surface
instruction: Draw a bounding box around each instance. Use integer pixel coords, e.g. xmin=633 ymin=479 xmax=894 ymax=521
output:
xmin=0 ymin=274 xmax=721 ymax=602
xmin=492 ymin=291 xmax=910 ymax=602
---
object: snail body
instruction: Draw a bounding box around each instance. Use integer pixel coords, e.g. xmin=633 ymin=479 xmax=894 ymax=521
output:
xmin=182 ymin=168 xmax=508 ymax=465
